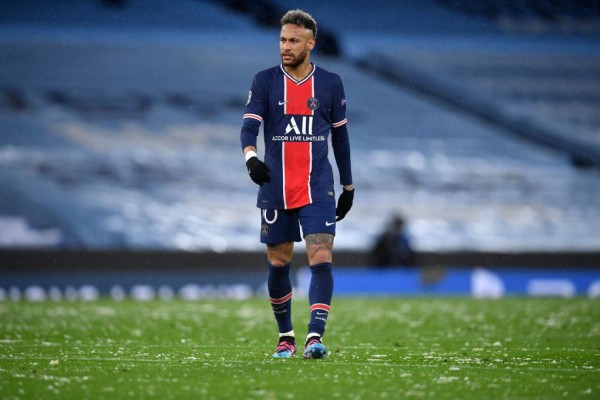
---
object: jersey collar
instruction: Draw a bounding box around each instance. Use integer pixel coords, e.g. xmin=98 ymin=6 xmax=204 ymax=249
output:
xmin=280 ymin=63 xmax=316 ymax=85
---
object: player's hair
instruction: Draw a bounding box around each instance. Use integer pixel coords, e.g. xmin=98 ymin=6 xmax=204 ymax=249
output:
xmin=280 ymin=9 xmax=317 ymax=38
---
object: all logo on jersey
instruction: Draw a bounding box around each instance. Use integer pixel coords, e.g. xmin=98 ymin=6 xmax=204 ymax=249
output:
xmin=307 ymin=97 xmax=320 ymax=110
xmin=246 ymin=91 xmax=252 ymax=105
xmin=285 ymin=116 xmax=313 ymax=135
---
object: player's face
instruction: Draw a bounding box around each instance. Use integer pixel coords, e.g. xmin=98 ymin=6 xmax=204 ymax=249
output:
xmin=280 ymin=24 xmax=315 ymax=68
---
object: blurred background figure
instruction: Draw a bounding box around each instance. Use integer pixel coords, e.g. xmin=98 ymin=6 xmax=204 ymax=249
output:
xmin=370 ymin=214 xmax=416 ymax=268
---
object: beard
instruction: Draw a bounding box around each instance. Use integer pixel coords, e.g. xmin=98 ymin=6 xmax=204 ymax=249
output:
xmin=281 ymin=48 xmax=308 ymax=68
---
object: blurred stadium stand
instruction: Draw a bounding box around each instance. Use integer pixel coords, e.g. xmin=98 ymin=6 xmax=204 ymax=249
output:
xmin=1 ymin=0 xmax=599 ymax=274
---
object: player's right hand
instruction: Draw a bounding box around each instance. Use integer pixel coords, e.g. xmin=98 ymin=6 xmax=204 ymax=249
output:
xmin=246 ymin=157 xmax=271 ymax=186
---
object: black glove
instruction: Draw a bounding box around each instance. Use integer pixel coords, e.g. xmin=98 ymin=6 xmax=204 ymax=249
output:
xmin=336 ymin=188 xmax=354 ymax=221
xmin=246 ymin=156 xmax=271 ymax=186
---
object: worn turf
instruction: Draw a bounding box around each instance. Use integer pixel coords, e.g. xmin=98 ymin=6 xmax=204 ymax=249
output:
xmin=0 ymin=297 xmax=598 ymax=399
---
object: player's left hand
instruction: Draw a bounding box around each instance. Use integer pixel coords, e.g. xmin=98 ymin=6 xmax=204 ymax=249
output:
xmin=335 ymin=187 xmax=354 ymax=221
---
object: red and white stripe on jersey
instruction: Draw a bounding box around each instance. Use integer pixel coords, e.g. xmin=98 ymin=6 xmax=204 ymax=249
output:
xmin=243 ymin=113 xmax=263 ymax=122
xmin=282 ymin=67 xmax=315 ymax=209
xmin=282 ymin=141 xmax=312 ymax=209
xmin=270 ymin=291 xmax=292 ymax=305
xmin=310 ymin=303 xmax=330 ymax=313
xmin=332 ymin=118 xmax=347 ymax=128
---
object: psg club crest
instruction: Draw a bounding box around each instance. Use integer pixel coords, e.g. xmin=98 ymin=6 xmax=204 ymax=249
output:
xmin=307 ymin=97 xmax=320 ymax=110
xmin=261 ymin=224 xmax=270 ymax=237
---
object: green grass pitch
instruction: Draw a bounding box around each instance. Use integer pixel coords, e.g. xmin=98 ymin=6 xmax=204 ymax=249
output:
xmin=1 ymin=297 xmax=598 ymax=399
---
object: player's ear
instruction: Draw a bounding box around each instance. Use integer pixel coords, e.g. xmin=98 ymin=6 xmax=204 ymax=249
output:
xmin=308 ymin=37 xmax=316 ymax=51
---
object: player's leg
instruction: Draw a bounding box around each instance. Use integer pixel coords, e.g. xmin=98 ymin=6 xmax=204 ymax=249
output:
xmin=260 ymin=209 xmax=302 ymax=358
xmin=303 ymin=233 xmax=334 ymax=358
xmin=267 ymin=241 xmax=296 ymax=358
xmin=266 ymin=241 xmax=294 ymax=336
xmin=299 ymin=203 xmax=336 ymax=359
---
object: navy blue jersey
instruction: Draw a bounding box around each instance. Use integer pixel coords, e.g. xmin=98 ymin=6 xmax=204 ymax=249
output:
xmin=241 ymin=64 xmax=352 ymax=210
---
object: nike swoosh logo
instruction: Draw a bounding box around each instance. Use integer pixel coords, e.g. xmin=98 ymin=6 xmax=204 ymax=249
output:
xmin=278 ymin=100 xmax=290 ymax=106
xmin=325 ymin=221 xmax=335 ymax=226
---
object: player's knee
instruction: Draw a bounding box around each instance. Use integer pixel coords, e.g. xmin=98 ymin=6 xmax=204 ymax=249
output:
xmin=267 ymin=242 xmax=294 ymax=266
xmin=308 ymin=251 xmax=332 ymax=266
xmin=268 ymin=253 xmax=293 ymax=266
xmin=269 ymin=258 xmax=291 ymax=267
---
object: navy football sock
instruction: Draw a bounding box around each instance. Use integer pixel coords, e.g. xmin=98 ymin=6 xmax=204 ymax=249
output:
xmin=268 ymin=262 xmax=293 ymax=334
xmin=307 ymin=262 xmax=334 ymax=337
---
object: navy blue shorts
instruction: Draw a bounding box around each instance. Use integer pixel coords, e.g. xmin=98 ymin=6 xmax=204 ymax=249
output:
xmin=260 ymin=202 xmax=336 ymax=244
